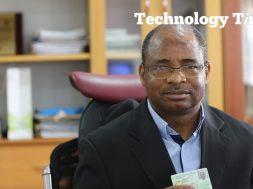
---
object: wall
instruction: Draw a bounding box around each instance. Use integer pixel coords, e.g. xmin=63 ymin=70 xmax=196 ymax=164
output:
xmin=106 ymin=0 xmax=140 ymax=34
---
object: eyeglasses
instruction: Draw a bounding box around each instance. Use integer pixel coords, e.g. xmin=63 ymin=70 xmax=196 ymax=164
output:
xmin=143 ymin=63 xmax=208 ymax=79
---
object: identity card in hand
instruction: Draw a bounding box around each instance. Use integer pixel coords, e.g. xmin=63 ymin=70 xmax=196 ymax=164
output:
xmin=171 ymin=168 xmax=213 ymax=189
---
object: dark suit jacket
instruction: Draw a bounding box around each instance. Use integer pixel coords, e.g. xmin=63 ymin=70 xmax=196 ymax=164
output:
xmin=74 ymin=99 xmax=253 ymax=189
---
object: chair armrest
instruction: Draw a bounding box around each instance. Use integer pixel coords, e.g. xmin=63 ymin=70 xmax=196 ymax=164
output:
xmin=43 ymin=165 xmax=52 ymax=189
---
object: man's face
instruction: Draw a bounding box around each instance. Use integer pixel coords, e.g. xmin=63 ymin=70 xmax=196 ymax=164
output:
xmin=139 ymin=27 xmax=210 ymax=117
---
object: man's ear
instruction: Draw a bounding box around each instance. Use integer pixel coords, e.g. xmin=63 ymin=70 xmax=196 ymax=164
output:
xmin=139 ymin=63 xmax=146 ymax=87
xmin=205 ymin=62 xmax=211 ymax=84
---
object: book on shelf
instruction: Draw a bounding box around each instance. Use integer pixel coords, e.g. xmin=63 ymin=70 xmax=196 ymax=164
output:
xmin=37 ymin=119 xmax=79 ymax=138
xmin=34 ymin=107 xmax=83 ymax=138
xmin=37 ymin=28 xmax=86 ymax=41
xmin=31 ymin=28 xmax=88 ymax=55
xmin=106 ymin=28 xmax=140 ymax=51
xmin=0 ymin=13 xmax=23 ymax=55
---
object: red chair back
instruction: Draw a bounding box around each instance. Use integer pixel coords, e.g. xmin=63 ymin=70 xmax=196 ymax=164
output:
xmin=69 ymin=72 xmax=147 ymax=102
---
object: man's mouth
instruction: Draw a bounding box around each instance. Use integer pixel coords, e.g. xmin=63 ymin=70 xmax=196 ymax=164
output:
xmin=163 ymin=90 xmax=191 ymax=100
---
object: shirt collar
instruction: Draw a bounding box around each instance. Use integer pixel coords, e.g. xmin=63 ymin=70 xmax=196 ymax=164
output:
xmin=147 ymin=99 xmax=205 ymax=140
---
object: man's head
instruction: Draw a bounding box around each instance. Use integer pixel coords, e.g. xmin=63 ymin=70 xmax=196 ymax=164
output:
xmin=139 ymin=24 xmax=210 ymax=118
xmin=142 ymin=24 xmax=208 ymax=64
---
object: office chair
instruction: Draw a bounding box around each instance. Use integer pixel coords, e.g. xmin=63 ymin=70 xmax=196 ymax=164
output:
xmin=43 ymin=71 xmax=146 ymax=189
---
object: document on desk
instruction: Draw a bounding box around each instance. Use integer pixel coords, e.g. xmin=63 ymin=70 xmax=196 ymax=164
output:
xmin=171 ymin=168 xmax=213 ymax=189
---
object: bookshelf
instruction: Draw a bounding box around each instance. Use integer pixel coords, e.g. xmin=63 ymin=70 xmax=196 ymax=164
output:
xmin=0 ymin=53 xmax=90 ymax=63
xmin=0 ymin=0 xmax=102 ymax=188
xmin=0 ymin=138 xmax=71 ymax=188
xmin=0 ymin=0 xmax=92 ymax=131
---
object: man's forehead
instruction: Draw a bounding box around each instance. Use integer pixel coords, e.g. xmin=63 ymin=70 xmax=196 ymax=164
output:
xmin=148 ymin=26 xmax=198 ymax=52
xmin=152 ymin=25 xmax=195 ymax=44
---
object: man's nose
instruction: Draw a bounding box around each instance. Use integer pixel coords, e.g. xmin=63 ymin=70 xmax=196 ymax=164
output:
xmin=166 ymin=69 xmax=186 ymax=83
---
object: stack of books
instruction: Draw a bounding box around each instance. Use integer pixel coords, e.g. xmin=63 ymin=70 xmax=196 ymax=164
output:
xmin=35 ymin=107 xmax=84 ymax=138
xmin=106 ymin=28 xmax=140 ymax=52
xmin=31 ymin=28 xmax=88 ymax=54
xmin=35 ymin=116 xmax=79 ymax=138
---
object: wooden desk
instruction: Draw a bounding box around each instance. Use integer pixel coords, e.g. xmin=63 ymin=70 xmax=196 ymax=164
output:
xmin=0 ymin=138 xmax=70 ymax=189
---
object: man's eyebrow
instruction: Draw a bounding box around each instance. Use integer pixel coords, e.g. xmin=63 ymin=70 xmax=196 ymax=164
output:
xmin=154 ymin=58 xmax=198 ymax=64
xmin=182 ymin=58 xmax=198 ymax=64
xmin=153 ymin=59 xmax=171 ymax=64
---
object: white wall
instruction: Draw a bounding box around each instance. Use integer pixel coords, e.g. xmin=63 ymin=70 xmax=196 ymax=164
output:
xmin=106 ymin=0 xmax=140 ymax=34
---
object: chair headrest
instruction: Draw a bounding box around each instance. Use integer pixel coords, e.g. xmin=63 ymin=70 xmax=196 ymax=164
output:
xmin=69 ymin=72 xmax=147 ymax=102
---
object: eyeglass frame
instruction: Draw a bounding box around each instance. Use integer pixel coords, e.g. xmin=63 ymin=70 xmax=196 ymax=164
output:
xmin=141 ymin=61 xmax=209 ymax=79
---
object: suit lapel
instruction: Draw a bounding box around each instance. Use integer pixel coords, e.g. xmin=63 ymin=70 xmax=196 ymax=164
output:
xmin=129 ymin=100 xmax=176 ymax=188
xmin=201 ymin=106 xmax=231 ymax=189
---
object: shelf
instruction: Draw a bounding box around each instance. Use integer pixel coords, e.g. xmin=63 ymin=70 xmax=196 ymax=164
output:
xmin=0 ymin=138 xmax=72 ymax=146
xmin=106 ymin=50 xmax=141 ymax=60
xmin=0 ymin=53 xmax=90 ymax=63
xmin=35 ymin=114 xmax=81 ymax=122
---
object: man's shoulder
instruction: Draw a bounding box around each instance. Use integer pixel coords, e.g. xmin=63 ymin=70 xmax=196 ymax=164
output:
xmin=85 ymin=99 xmax=148 ymax=140
xmin=206 ymin=105 xmax=253 ymax=136
xmin=84 ymin=108 xmax=137 ymax=144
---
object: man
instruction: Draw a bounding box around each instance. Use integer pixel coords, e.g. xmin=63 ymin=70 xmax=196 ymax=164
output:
xmin=74 ymin=24 xmax=253 ymax=189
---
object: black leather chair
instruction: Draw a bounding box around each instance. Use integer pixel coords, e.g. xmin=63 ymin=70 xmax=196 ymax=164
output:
xmin=43 ymin=72 xmax=146 ymax=189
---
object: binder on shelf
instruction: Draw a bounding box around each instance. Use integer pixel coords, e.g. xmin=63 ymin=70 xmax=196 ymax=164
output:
xmin=0 ymin=13 xmax=23 ymax=55
xmin=7 ymin=68 xmax=33 ymax=140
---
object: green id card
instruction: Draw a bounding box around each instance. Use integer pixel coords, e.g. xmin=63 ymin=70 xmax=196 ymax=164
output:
xmin=171 ymin=168 xmax=213 ymax=189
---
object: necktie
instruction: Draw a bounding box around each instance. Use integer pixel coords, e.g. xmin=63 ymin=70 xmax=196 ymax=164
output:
xmin=170 ymin=135 xmax=185 ymax=146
